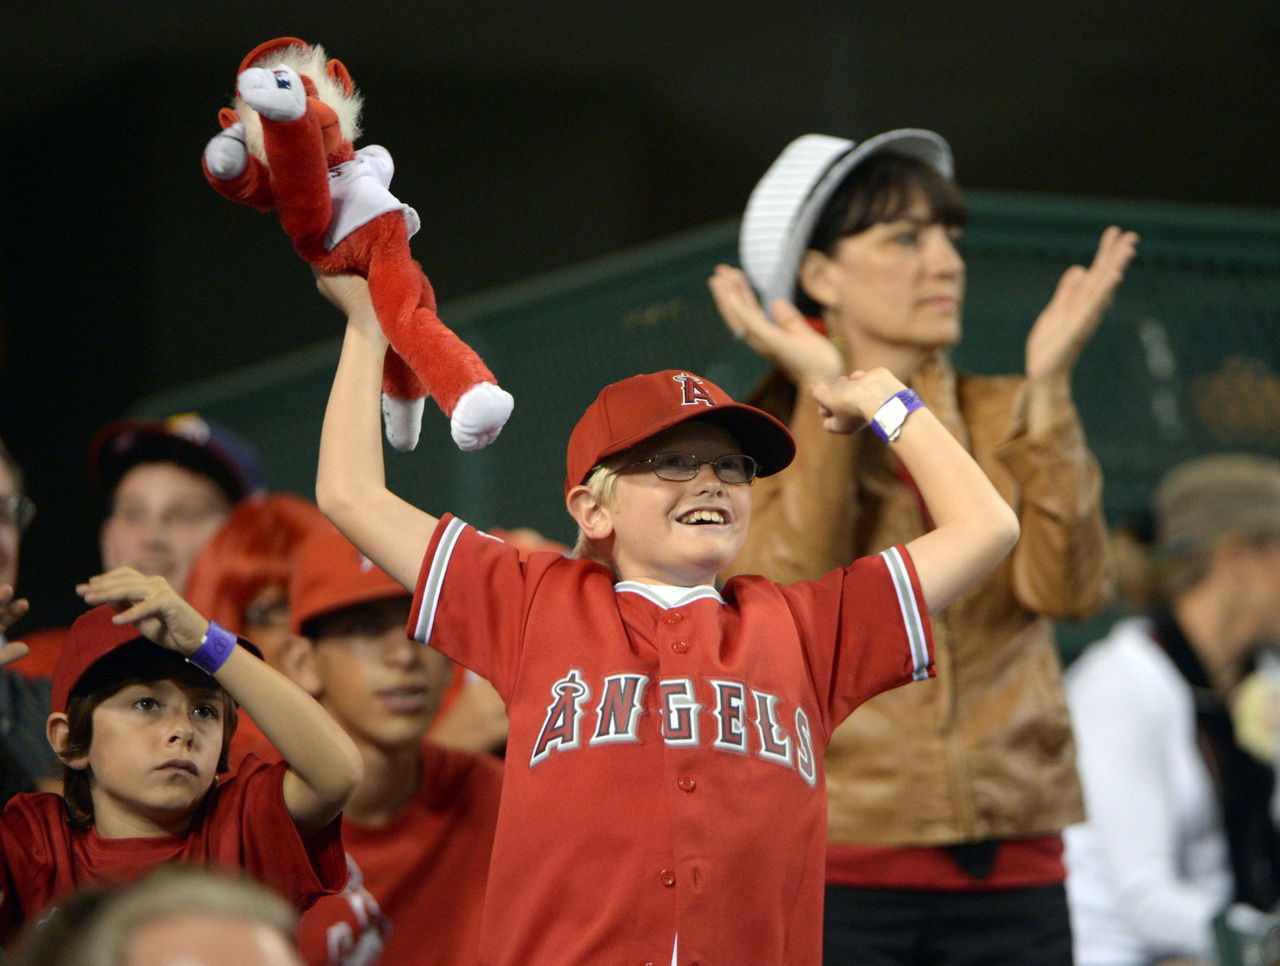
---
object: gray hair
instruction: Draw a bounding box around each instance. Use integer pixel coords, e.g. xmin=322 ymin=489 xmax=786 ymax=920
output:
xmin=1156 ymin=452 xmax=1280 ymax=597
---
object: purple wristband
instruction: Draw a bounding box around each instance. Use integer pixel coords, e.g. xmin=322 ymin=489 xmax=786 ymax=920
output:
xmin=870 ymin=389 xmax=925 ymax=443
xmin=188 ymin=621 xmax=236 ymax=674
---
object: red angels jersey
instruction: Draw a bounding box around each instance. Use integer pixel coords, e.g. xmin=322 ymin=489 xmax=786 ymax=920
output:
xmin=407 ymin=515 xmax=934 ymax=966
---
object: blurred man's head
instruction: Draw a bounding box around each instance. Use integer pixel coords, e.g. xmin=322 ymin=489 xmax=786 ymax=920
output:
xmin=17 ymin=867 xmax=301 ymax=966
xmin=0 ymin=437 xmax=35 ymax=591
xmin=92 ymin=415 xmax=262 ymax=592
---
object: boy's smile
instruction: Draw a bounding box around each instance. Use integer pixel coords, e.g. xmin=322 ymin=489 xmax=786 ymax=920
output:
xmin=605 ymin=421 xmax=752 ymax=587
xmin=80 ymin=679 xmax=224 ymax=837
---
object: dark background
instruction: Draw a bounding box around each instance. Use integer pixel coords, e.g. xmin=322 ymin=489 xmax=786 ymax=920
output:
xmin=1 ymin=1 xmax=1277 ymax=628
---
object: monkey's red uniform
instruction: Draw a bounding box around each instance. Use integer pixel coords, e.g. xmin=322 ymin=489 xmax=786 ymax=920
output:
xmin=408 ymin=515 xmax=934 ymax=966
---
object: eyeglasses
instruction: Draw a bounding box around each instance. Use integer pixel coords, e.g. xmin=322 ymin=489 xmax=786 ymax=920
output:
xmin=623 ymin=453 xmax=758 ymax=484
xmin=0 ymin=494 xmax=35 ymax=532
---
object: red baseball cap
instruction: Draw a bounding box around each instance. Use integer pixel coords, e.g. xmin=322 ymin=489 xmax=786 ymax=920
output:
xmin=50 ymin=606 xmax=260 ymax=714
xmin=564 ymin=370 xmax=795 ymax=494
xmin=290 ymin=523 xmax=408 ymax=635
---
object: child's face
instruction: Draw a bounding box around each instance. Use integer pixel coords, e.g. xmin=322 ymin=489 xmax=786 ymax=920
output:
xmin=309 ymin=597 xmax=452 ymax=752
xmin=83 ymin=679 xmax=225 ymax=835
xmin=606 ymin=420 xmax=752 ymax=586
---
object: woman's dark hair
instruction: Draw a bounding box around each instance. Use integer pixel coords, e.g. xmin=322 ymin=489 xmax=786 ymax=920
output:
xmin=57 ymin=641 xmax=238 ymax=829
xmin=795 ymin=150 xmax=966 ymax=316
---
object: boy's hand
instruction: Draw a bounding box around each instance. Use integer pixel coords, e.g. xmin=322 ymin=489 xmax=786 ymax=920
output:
xmin=315 ymin=271 xmax=387 ymax=341
xmin=811 ymin=368 xmax=907 ymax=435
xmin=76 ymin=568 xmax=210 ymax=657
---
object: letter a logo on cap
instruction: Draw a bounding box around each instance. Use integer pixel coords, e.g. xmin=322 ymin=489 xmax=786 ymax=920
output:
xmin=674 ymin=373 xmax=715 ymax=408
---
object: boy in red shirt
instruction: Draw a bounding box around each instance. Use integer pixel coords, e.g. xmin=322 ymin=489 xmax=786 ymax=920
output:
xmin=276 ymin=522 xmax=501 ymax=966
xmin=0 ymin=568 xmax=362 ymax=947
xmin=312 ymin=273 xmax=1019 ymax=965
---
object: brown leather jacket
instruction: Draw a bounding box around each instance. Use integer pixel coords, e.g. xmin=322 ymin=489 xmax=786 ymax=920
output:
xmin=725 ymin=355 xmax=1110 ymax=845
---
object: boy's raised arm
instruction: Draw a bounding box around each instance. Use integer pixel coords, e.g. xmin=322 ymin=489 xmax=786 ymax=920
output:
xmin=77 ymin=569 xmax=363 ymax=833
xmin=812 ymin=369 xmax=1020 ymax=613
xmin=314 ymin=273 xmax=439 ymax=591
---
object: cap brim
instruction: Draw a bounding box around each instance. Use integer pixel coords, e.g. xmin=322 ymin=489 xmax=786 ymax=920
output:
xmin=592 ymin=402 xmax=795 ymax=481
xmin=760 ymin=129 xmax=953 ymax=313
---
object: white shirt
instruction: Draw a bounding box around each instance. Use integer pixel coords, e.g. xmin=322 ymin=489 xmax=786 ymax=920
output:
xmin=1064 ymin=617 xmax=1231 ymax=965
xmin=324 ymin=145 xmax=421 ymax=251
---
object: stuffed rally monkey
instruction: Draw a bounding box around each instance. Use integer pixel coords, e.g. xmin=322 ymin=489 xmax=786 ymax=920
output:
xmin=202 ymin=37 xmax=513 ymax=452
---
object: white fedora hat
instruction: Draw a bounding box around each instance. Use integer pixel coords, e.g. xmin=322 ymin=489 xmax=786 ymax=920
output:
xmin=739 ymin=130 xmax=953 ymax=315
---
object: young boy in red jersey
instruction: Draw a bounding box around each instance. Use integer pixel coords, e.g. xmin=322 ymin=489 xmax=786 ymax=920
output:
xmin=312 ymin=273 xmax=1019 ymax=966
xmin=276 ymin=522 xmax=501 ymax=966
xmin=0 ymin=568 xmax=362 ymax=947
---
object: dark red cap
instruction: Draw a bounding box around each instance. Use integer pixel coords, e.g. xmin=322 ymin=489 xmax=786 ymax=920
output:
xmin=564 ymin=370 xmax=794 ymax=494
xmin=53 ymin=606 xmax=260 ymax=713
xmin=290 ymin=522 xmax=407 ymax=635
xmin=52 ymin=607 xmax=153 ymax=714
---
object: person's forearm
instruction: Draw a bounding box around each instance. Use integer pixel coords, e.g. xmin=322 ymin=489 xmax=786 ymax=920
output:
xmin=316 ymin=314 xmax=433 ymax=589
xmin=215 ymin=647 xmax=361 ymax=808
xmin=1000 ymin=405 xmax=1113 ymax=618
xmin=317 ymin=318 xmax=389 ymax=530
xmin=891 ymin=408 xmax=1020 ymax=610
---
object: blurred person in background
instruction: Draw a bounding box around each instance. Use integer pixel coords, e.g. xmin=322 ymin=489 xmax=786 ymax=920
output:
xmin=16 ymin=414 xmax=263 ymax=682
xmin=1065 ymin=453 xmax=1280 ymax=966
xmin=0 ymin=436 xmax=60 ymax=801
xmin=13 ymin=866 xmax=304 ymax=966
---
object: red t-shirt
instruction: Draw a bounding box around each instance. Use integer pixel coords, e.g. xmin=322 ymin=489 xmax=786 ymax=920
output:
xmin=405 ymin=515 xmax=935 ymax=966
xmin=297 ymin=742 xmax=502 ymax=966
xmin=0 ymin=755 xmax=346 ymax=947
xmin=8 ymin=625 xmax=65 ymax=681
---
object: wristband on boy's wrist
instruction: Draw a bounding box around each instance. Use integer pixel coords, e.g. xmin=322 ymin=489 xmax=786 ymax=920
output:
xmin=187 ymin=620 xmax=236 ymax=675
xmin=871 ymin=389 xmax=925 ymax=443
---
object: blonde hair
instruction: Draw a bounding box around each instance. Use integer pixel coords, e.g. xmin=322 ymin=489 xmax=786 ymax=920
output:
xmin=570 ymin=459 xmax=626 ymax=564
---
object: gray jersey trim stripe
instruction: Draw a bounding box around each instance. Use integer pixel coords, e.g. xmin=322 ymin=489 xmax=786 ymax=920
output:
xmin=880 ymin=547 xmax=930 ymax=680
xmin=414 ymin=516 xmax=467 ymax=644
xmin=613 ymin=581 xmax=724 ymax=609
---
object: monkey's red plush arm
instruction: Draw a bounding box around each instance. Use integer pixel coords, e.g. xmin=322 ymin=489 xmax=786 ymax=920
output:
xmin=258 ymin=112 xmax=335 ymax=263
xmin=202 ymin=120 xmax=277 ymax=211
xmin=203 ymin=153 xmax=277 ymax=211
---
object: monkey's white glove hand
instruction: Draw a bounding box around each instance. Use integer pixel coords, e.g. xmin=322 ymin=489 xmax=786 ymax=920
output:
xmin=203 ymin=122 xmax=248 ymax=180
xmin=237 ymin=64 xmax=306 ymax=121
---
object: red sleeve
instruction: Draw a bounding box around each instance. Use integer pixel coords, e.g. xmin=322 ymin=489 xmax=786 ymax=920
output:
xmin=406 ymin=514 xmax=562 ymax=699
xmin=0 ymin=793 xmax=74 ymax=948
xmin=200 ymin=756 xmax=347 ymax=911
xmin=774 ymin=544 xmax=934 ymax=729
